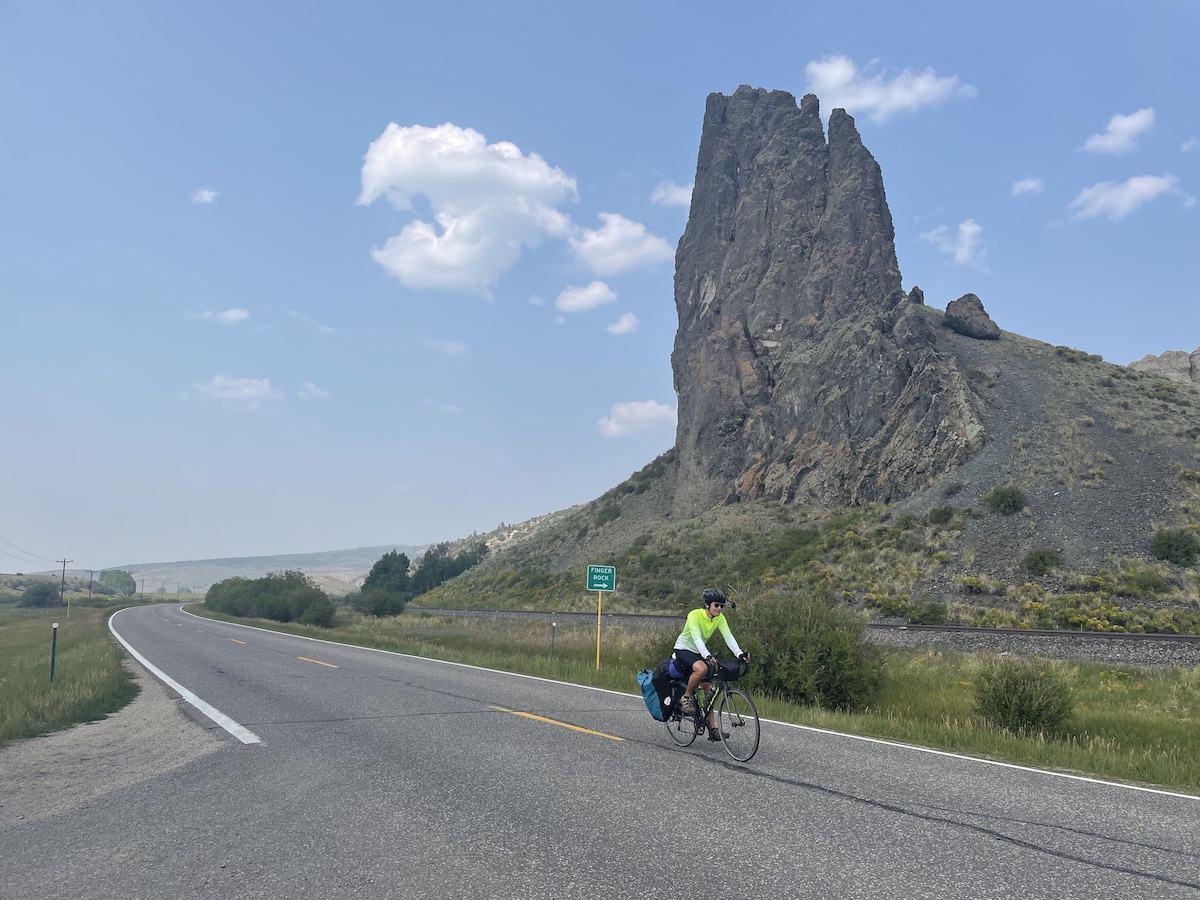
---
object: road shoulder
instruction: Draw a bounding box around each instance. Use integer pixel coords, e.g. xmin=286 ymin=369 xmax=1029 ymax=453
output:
xmin=0 ymin=659 xmax=223 ymax=828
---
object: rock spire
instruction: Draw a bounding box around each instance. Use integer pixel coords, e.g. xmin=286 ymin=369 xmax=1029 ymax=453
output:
xmin=670 ymin=86 xmax=983 ymax=516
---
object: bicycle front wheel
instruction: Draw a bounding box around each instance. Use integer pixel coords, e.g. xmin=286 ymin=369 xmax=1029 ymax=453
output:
xmin=716 ymin=688 xmax=760 ymax=761
xmin=664 ymin=709 xmax=699 ymax=747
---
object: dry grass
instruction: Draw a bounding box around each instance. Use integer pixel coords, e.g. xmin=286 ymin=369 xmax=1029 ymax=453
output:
xmin=0 ymin=605 xmax=138 ymax=748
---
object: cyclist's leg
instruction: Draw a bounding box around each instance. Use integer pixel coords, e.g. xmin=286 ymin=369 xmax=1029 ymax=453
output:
xmin=676 ymin=652 xmax=706 ymax=714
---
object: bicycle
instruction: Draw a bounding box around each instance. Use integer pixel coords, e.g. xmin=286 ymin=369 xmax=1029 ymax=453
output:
xmin=663 ymin=658 xmax=760 ymax=761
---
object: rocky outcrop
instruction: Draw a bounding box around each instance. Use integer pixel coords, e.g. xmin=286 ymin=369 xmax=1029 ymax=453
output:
xmin=670 ymin=87 xmax=985 ymax=517
xmin=944 ymin=293 xmax=1001 ymax=340
xmin=1128 ymin=348 xmax=1200 ymax=384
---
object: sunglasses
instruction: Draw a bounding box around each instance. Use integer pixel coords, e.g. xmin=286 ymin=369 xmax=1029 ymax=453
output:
xmin=710 ymin=601 xmax=726 ymax=608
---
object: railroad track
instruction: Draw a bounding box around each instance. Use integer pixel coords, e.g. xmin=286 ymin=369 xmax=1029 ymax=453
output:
xmin=408 ymin=605 xmax=1200 ymax=641
xmin=407 ymin=606 xmax=1200 ymax=668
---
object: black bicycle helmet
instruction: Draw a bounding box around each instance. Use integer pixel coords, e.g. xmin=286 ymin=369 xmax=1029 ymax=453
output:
xmin=702 ymin=587 xmax=727 ymax=605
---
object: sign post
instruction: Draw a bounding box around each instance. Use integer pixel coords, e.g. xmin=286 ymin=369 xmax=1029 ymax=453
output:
xmin=585 ymin=565 xmax=615 ymax=669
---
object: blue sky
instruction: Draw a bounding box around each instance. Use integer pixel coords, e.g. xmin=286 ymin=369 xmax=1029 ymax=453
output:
xmin=2 ymin=1 xmax=1197 ymax=572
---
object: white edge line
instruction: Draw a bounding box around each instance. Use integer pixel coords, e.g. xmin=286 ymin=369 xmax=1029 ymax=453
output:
xmin=176 ymin=606 xmax=1197 ymax=801
xmin=109 ymin=608 xmax=261 ymax=745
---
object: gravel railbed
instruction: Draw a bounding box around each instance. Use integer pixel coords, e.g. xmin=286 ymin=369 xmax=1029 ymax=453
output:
xmin=864 ymin=627 xmax=1200 ymax=669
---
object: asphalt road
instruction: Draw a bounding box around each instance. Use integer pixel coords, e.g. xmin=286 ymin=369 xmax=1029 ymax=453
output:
xmin=4 ymin=603 xmax=1198 ymax=899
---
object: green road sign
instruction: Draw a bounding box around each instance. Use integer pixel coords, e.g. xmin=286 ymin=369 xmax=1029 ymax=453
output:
xmin=586 ymin=565 xmax=615 ymax=592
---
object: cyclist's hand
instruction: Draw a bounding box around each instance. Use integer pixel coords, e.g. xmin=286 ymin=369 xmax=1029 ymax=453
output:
xmin=739 ymin=652 xmax=750 ymax=663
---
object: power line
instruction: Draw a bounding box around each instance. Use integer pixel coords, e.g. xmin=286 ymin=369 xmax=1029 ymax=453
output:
xmin=0 ymin=534 xmax=56 ymax=563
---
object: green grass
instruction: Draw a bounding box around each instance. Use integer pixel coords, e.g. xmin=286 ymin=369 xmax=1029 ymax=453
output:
xmin=0 ymin=604 xmax=139 ymax=748
xmin=191 ymin=604 xmax=1200 ymax=795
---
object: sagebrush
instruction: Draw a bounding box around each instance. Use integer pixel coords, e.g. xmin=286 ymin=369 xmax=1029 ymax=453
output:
xmin=973 ymin=657 xmax=1074 ymax=735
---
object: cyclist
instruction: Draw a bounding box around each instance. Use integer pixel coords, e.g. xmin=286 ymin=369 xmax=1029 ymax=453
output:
xmin=673 ymin=587 xmax=749 ymax=739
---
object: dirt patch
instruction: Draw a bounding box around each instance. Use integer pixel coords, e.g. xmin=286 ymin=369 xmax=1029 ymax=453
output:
xmin=0 ymin=660 xmax=222 ymax=828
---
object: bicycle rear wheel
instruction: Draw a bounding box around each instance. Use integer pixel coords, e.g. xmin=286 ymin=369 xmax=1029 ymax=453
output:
xmin=716 ymin=688 xmax=760 ymax=761
xmin=664 ymin=708 xmax=700 ymax=747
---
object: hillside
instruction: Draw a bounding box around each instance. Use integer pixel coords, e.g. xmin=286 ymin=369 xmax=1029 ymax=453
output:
xmin=416 ymin=89 xmax=1199 ymax=633
xmin=419 ymin=292 xmax=1200 ymax=632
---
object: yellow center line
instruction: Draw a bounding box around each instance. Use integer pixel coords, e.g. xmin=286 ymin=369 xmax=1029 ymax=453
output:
xmin=230 ymin=639 xmax=246 ymax=644
xmin=489 ymin=706 xmax=623 ymax=741
xmin=297 ymin=656 xmax=339 ymax=668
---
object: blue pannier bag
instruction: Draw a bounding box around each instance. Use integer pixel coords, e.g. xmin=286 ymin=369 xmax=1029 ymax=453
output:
xmin=637 ymin=669 xmax=667 ymax=721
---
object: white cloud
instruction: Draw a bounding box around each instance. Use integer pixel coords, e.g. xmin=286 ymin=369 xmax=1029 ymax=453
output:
xmin=193 ymin=375 xmax=282 ymax=410
xmin=555 ymin=281 xmax=617 ymax=313
xmin=919 ymin=219 xmax=988 ymax=270
xmin=358 ymin=123 xmax=577 ymax=294
xmin=298 ymin=381 xmax=328 ymax=399
xmin=606 ymin=313 xmax=639 ymax=335
xmin=190 ymin=187 xmax=217 ymax=204
xmin=186 ymin=308 xmax=249 ymax=325
xmin=804 ymin=55 xmax=976 ymax=123
xmin=597 ymin=400 xmax=677 ymax=437
xmin=1083 ymin=108 xmax=1154 ymax=155
xmin=1069 ymin=175 xmax=1193 ymax=221
xmin=569 ymin=212 xmax=674 ymax=275
xmin=1011 ymin=178 xmax=1044 ymax=197
xmin=1182 ymin=136 xmax=1199 ymax=154
xmin=424 ymin=338 xmax=468 ymax=357
xmin=650 ymin=180 xmax=693 ymax=208
xmin=358 ymin=122 xmax=673 ymax=294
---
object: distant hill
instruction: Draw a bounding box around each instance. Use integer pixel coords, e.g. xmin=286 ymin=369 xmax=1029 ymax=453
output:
xmin=93 ymin=544 xmax=427 ymax=596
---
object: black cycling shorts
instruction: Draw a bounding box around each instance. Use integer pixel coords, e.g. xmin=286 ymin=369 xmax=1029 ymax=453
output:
xmin=672 ymin=650 xmax=708 ymax=678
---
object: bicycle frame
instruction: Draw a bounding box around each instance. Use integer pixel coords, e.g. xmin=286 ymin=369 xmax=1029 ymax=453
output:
xmin=668 ymin=662 xmax=733 ymax=729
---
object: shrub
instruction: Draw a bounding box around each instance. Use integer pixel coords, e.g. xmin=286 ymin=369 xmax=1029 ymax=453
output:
xmin=984 ymin=485 xmax=1026 ymax=515
xmin=1116 ymin=567 xmax=1171 ymax=597
xmin=973 ymin=658 xmax=1073 ymax=735
xmin=595 ymin=501 xmax=621 ymax=525
xmin=351 ymin=589 xmax=407 ymax=618
xmin=737 ymin=589 xmax=884 ymax=711
xmin=1150 ymin=528 xmax=1199 ymax=567
xmin=18 ymin=582 xmax=60 ymax=608
xmin=908 ymin=600 xmax=948 ymax=625
xmin=205 ymin=570 xmax=334 ymax=625
xmin=926 ymin=506 xmax=955 ymax=526
xmin=1022 ymin=548 xmax=1062 ymax=576
xmin=941 ymin=481 xmax=964 ymax=497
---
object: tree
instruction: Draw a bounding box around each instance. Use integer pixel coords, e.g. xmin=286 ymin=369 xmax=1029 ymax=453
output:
xmin=354 ymin=550 xmax=413 ymax=617
xmin=99 ymin=569 xmax=137 ymax=596
xmin=409 ymin=541 xmax=487 ymax=595
xmin=18 ymin=582 xmax=60 ymax=608
xmin=363 ymin=550 xmax=411 ymax=595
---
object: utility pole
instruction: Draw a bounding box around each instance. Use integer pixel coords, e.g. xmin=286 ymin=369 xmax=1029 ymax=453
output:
xmin=139 ymin=579 xmax=144 ymax=599
xmin=57 ymin=559 xmax=73 ymax=617
xmin=87 ymin=570 xmax=94 ymax=601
